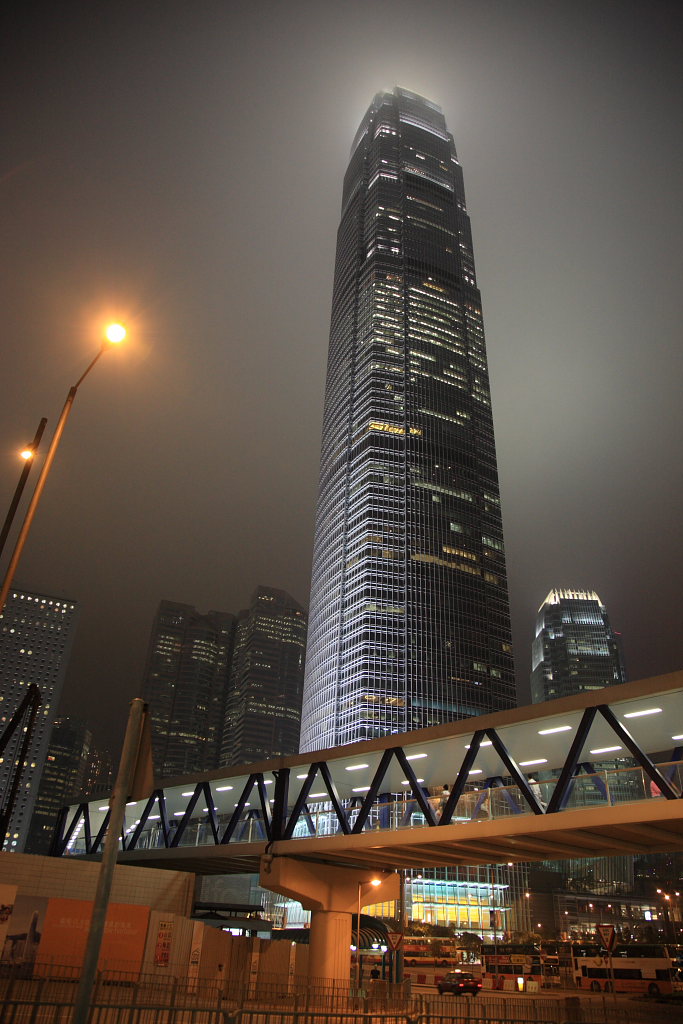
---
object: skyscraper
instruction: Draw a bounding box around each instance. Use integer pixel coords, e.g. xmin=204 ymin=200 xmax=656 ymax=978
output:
xmin=529 ymin=588 xmax=632 ymax=903
xmin=25 ymin=715 xmax=92 ymax=854
xmin=0 ymin=588 xmax=78 ymax=851
xmin=301 ymin=88 xmax=515 ymax=752
xmin=221 ymin=586 xmax=307 ymax=766
xmin=141 ymin=601 xmax=235 ymax=778
xmin=530 ymin=588 xmax=627 ymax=704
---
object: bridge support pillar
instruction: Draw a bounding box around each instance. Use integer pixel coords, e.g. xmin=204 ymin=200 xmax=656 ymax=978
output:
xmin=260 ymin=856 xmax=399 ymax=984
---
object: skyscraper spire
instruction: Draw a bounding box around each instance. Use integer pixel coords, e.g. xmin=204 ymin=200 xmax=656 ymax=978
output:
xmin=301 ymin=88 xmax=515 ymax=752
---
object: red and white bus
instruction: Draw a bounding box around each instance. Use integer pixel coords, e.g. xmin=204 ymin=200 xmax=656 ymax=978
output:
xmin=480 ymin=944 xmax=543 ymax=989
xmin=573 ymin=943 xmax=675 ymax=997
xmin=403 ymin=938 xmax=464 ymax=967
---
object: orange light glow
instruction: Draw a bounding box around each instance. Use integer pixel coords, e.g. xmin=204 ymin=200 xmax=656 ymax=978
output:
xmin=105 ymin=323 xmax=126 ymax=344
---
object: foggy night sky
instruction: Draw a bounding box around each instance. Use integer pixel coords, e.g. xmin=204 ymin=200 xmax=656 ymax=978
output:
xmin=2 ymin=1 xmax=682 ymax=758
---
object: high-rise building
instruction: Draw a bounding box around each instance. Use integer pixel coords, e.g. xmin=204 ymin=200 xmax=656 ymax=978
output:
xmin=25 ymin=715 xmax=92 ymax=855
xmin=141 ymin=601 xmax=236 ymax=778
xmin=529 ymin=588 xmax=632 ymax=908
xmin=221 ymin=587 xmax=307 ymax=766
xmin=301 ymin=88 xmax=515 ymax=753
xmin=83 ymin=740 xmax=113 ymax=796
xmin=0 ymin=588 xmax=78 ymax=851
xmin=530 ymin=588 xmax=627 ymax=704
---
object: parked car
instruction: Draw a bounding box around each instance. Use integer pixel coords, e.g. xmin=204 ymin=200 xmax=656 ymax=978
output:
xmin=437 ymin=970 xmax=482 ymax=996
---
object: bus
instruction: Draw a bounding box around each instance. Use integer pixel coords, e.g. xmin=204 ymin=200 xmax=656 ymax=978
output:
xmin=403 ymin=938 xmax=464 ymax=967
xmin=572 ymin=943 xmax=675 ymax=996
xmin=481 ymin=944 xmax=543 ymax=989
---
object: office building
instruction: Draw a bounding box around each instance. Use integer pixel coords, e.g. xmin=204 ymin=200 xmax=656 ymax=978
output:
xmin=222 ymin=586 xmax=307 ymax=766
xmin=529 ymin=588 xmax=633 ymax=912
xmin=530 ymin=588 xmax=626 ymax=704
xmin=297 ymin=88 xmax=521 ymax=934
xmin=0 ymin=588 xmax=78 ymax=851
xmin=141 ymin=601 xmax=236 ymax=778
xmin=301 ymin=87 xmax=515 ymax=753
xmin=25 ymin=715 xmax=92 ymax=855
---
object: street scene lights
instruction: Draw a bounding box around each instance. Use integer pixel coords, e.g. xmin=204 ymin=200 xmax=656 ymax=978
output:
xmin=355 ymin=878 xmax=381 ymax=989
xmin=656 ymin=889 xmax=681 ymax=943
xmin=105 ymin=323 xmax=126 ymax=344
xmin=0 ymin=419 xmax=47 ymax=561
xmin=0 ymin=324 xmax=126 ymax=613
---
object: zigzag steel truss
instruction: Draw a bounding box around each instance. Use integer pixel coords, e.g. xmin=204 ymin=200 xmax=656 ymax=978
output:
xmin=51 ymin=703 xmax=682 ymax=858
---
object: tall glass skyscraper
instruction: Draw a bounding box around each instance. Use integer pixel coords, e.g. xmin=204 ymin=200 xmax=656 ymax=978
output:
xmin=0 ymin=588 xmax=78 ymax=850
xmin=301 ymin=88 xmax=516 ymax=752
xmin=142 ymin=601 xmax=236 ymax=777
xmin=221 ymin=586 xmax=307 ymax=766
xmin=529 ymin=588 xmax=631 ymax=903
xmin=530 ymin=588 xmax=627 ymax=704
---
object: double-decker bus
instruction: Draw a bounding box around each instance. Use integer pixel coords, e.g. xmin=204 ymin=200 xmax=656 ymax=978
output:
xmin=481 ymin=944 xmax=543 ymax=989
xmin=403 ymin=938 xmax=463 ymax=967
xmin=572 ymin=943 xmax=675 ymax=996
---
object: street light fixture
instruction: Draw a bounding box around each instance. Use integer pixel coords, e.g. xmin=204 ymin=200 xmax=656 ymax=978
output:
xmin=356 ymin=877 xmax=381 ymax=990
xmin=657 ymin=889 xmax=680 ymax=944
xmin=0 ymin=324 xmax=126 ymax=614
xmin=0 ymin=419 xmax=48 ymax=562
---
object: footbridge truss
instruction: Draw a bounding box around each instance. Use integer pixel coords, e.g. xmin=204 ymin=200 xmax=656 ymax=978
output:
xmin=54 ymin=672 xmax=683 ymax=874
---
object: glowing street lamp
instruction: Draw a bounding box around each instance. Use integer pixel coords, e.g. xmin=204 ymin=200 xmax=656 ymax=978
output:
xmin=0 ymin=419 xmax=47 ymax=562
xmin=657 ymin=889 xmax=680 ymax=943
xmin=0 ymin=325 xmax=126 ymax=614
xmin=105 ymin=323 xmax=126 ymax=344
xmin=356 ymin=877 xmax=382 ymax=989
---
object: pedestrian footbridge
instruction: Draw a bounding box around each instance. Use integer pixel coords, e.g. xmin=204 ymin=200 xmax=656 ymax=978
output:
xmin=55 ymin=672 xmax=683 ymax=874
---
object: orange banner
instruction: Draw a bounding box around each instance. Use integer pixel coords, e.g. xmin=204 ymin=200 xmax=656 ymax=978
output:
xmin=38 ymin=898 xmax=150 ymax=973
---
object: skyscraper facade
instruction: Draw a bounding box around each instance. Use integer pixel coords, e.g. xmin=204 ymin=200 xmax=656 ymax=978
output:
xmin=221 ymin=586 xmax=307 ymax=766
xmin=529 ymin=588 xmax=632 ymax=903
xmin=0 ymin=588 xmax=78 ymax=851
xmin=141 ymin=601 xmax=235 ymax=778
xmin=25 ymin=715 xmax=92 ymax=854
xmin=301 ymin=88 xmax=515 ymax=752
xmin=530 ymin=588 xmax=627 ymax=704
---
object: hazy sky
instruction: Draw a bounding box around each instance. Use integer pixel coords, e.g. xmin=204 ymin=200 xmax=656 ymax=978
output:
xmin=2 ymin=1 xmax=682 ymax=755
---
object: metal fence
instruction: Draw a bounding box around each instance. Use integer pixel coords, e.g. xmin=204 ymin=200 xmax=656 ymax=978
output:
xmin=1 ymin=962 xmax=682 ymax=1024
xmin=2 ymin=1003 xmax=682 ymax=1024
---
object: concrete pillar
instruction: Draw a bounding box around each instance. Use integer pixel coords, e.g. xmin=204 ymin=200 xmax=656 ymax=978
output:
xmin=259 ymin=855 xmax=399 ymax=984
xmin=308 ymin=909 xmax=353 ymax=982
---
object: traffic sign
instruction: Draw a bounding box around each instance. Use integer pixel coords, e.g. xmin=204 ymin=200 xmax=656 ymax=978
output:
xmin=597 ymin=924 xmax=616 ymax=951
xmin=386 ymin=932 xmax=403 ymax=951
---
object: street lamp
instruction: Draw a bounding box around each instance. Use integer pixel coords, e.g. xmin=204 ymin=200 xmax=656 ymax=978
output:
xmin=356 ymin=877 xmax=381 ymax=990
xmin=657 ymin=889 xmax=680 ymax=944
xmin=0 ymin=419 xmax=47 ymax=561
xmin=0 ymin=325 xmax=126 ymax=614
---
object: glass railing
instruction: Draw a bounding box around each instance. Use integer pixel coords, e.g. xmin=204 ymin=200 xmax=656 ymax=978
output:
xmin=66 ymin=759 xmax=682 ymax=855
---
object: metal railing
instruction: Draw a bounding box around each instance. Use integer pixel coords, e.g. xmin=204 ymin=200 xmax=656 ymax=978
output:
xmin=64 ymin=759 xmax=683 ymax=856
xmin=1 ymin=964 xmax=680 ymax=1024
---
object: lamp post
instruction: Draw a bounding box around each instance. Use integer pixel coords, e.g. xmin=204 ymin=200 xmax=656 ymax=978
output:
xmin=657 ymin=889 xmax=680 ymax=944
xmin=356 ymin=877 xmax=381 ymax=991
xmin=0 ymin=325 xmax=126 ymax=613
xmin=0 ymin=418 xmax=47 ymax=561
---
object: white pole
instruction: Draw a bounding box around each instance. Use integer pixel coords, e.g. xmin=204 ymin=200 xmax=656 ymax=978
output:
xmin=72 ymin=698 xmax=146 ymax=1024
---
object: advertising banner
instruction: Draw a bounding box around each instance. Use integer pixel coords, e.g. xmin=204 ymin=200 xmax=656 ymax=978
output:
xmin=1 ymin=894 xmax=48 ymax=966
xmin=153 ymin=918 xmax=174 ymax=967
xmin=37 ymin=899 xmax=150 ymax=973
xmin=0 ymin=884 xmax=18 ymax=957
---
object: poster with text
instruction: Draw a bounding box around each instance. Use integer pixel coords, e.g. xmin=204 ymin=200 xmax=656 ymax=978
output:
xmin=0 ymin=885 xmax=18 ymax=960
xmin=1 ymin=894 xmax=49 ymax=967
xmin=37 ymin=899 xmax=150 ymax=974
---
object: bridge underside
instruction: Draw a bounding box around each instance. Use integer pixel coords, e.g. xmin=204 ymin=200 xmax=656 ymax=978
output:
xmin=98 ymin=799 xmax=683 ymax=875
